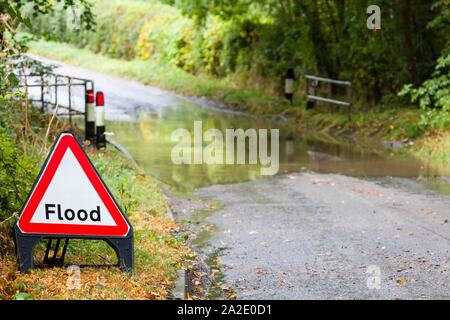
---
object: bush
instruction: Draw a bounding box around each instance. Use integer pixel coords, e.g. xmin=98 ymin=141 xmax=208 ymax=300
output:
xmin=29 ymin=0 xmax=285 ymax=92
xmin=399 ymin=53 xmax=450 ymax=131
xmin=0 ymin=129 xmax=37 ymax=222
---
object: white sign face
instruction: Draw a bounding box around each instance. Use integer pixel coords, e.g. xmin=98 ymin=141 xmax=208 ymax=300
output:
xmin=30 ymin=148 xmax=116 ymax=226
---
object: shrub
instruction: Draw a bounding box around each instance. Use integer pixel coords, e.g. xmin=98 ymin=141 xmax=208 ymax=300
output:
xmin=0 ymin=129 xmax=37 ymax=222
xmin=399 ymin=53 xmax=450 ymax=131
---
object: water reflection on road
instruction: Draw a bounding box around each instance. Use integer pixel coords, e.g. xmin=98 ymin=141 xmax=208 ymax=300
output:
xmin=107 ymin=103 xmax=448 ymax=193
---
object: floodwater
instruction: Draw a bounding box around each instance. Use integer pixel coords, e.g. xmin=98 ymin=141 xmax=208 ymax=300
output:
xmin=106 ymin=102 xmax=450 ymax=193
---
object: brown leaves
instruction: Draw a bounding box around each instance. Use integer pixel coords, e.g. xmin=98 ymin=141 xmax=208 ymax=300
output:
xmin=0 ymin=256 xmax=20 ymax=300
xmin=0 ymin=212 xmax=192 ymax=300
xmin=130 ymin=212 xmax=178 ymax=234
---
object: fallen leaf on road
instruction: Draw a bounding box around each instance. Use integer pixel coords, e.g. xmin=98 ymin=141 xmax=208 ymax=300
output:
xmin=397 ymin=279 xmax=406 ymax=286
xmin=352 ymin=188 xmax=384 ymax=197
xmin=255 ymin=269 xmax=267 ymax=277
xmin=310 ymin=178 xmax=335 ymax=186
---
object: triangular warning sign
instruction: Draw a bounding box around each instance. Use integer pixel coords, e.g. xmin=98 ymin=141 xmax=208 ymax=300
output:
xmin=17 ymin=132 xmax=131 ymax=237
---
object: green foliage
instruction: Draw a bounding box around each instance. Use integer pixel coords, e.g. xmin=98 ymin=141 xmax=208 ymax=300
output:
xmin=1 ymin=0 xmax=95 ymax=30
xmin=1 ymin=0 xmax=96 ymax=96
xmin=28 ymin=0 xmax=449 ymax=107
xmin=14 ymin=292 xmax=32 ymax=300
xmin=0 ymin=128 xmax=37 ymax=221
xmin=399 ymin=53 xmax=450 ymax=131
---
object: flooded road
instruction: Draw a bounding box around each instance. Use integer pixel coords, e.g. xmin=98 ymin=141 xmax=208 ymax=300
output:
xmin=107 ymin=106 xmax=449 ymax=192
xmin=32 ymin=56 xmax=450 ymax=299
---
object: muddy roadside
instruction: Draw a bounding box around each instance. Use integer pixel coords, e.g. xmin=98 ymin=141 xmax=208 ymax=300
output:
xmin=165 ymin=189 xmax=237 ymax=300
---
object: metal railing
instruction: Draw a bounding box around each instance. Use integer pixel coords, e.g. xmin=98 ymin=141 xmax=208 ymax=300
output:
xmin=305 ymin=75 xmax=352 ymax=116
xmin=15 ymin=71 xmax=94 ymax=124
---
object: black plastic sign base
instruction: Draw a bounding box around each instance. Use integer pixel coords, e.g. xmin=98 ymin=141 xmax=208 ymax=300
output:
xmin=14 ymin=224 xmax=134 ymax=273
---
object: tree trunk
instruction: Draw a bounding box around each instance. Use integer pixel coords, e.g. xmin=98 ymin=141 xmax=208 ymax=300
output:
xmin=398 ymin=0 xmax=419 ymax=87
xmin=302 ymin=1 xmax=335 ymax=78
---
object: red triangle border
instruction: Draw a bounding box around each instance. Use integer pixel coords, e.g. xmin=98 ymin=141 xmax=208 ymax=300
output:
xmin=17 ymin=132 xmax=130 ymax=237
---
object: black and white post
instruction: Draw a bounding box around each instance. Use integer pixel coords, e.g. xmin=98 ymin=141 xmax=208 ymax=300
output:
xmin=85 ymin=89 xmax=95 ymax=141
xmin=95 ymin=91 xmax=106 ymax=149
xmin=285 ymin=68 xmax=295 ymax=104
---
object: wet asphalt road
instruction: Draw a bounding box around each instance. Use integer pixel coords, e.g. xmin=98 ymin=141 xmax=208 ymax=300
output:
xmin=27 ymin=54 xmax=236 ymax=121
xmin=194 ymin=173 xmax=450 ymax=299
xmin=27 ymin=54 xmax=183 ymax=120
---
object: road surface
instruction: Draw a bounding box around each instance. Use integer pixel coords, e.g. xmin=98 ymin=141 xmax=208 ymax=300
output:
xmin=193 ymin=173 xmax=450 ymax=299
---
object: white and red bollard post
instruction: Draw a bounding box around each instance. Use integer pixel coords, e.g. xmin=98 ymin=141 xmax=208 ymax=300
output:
xmin=95 ymin=91 xmax=106 ymax=149
xmin=85 ymin=89 xmax=95 ymax=141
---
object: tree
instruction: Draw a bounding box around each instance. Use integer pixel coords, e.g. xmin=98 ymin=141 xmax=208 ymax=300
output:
xmin=397 ymin=0 xmax=419 ymax=87
xmin=0 ymin=1 xmax=96 ymax=222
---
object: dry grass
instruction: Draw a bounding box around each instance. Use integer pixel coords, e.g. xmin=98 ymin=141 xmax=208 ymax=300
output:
xmin=410 ymin=130 xmax=450 ymax=174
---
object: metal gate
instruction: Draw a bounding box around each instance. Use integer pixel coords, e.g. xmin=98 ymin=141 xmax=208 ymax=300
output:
xmin=305 ymin=74 xmax=352 ymax=118
xmin=15 ymin=68 xmax=94 ymax=125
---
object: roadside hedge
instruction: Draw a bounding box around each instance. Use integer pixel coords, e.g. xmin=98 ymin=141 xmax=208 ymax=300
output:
xmin=30 ymin=0 xmax=306 ymax=96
